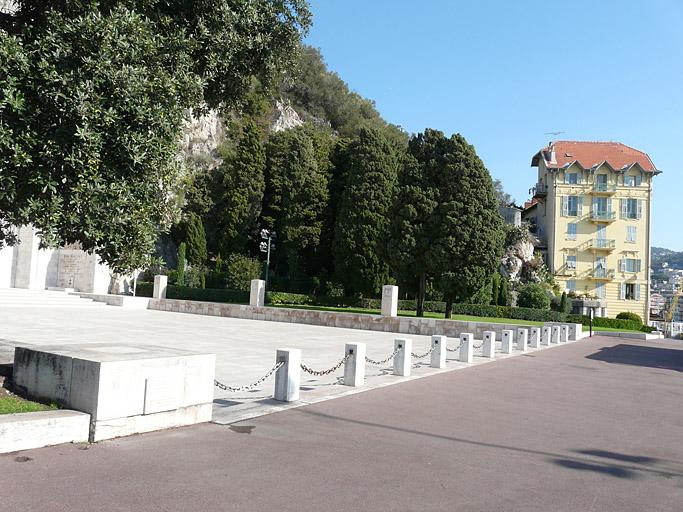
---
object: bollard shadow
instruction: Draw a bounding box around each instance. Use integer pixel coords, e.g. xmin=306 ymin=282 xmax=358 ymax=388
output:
xmin=586 ymin=344 xmax=683 ymax=373
xmin=296 ymin=409 xmax=683 ymax=481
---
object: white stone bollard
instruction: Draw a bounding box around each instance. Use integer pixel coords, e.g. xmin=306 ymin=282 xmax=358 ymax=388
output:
xmin=393 ymin=338 xmax=412 ymax=376
xmin=343 ymin=343 xmax=366 ymax=387
xmin=529 ymin=327 xmax=541 ymax=348
xmin=516 ymin=328 xmax=529 ymax=352
xmin=274 ymin=348 xmax=301 ymax=402
xmin=381 ymin=285 xmax=399 ymax=317
xmin=482 ymin=331 xmax=496 ymax=358
xmin=501 ymin=330 xmax=514 ymax=354
xmin=560 ymin=325 xmax=570 ymax=343
xmin=568 ymin=323 xmax=583 ymax=341
xmin=249 ymin=279 xmax=265 ymax=307
xmin=459 ymin=333 xmax=474 ymax=363
xmin=430 ymin=335 xmax=447 ymax=369
xmin=542 ymin=326 xmax=552 ymax=346
xmin=153 ymin=275 xmax=168 ymax=299
xmin=551 ymin=326 xmax=561 ymax=344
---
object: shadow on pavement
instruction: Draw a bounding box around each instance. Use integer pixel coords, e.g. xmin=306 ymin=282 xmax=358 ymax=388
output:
xmin=586 ymin=344 xmax=683 ymax=373
xmin=551 ymin=459 xmax=641 ymax=479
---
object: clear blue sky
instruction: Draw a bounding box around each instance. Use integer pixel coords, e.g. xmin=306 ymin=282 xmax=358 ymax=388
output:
xmin=305 ymin=0 xmax=683 ymax=251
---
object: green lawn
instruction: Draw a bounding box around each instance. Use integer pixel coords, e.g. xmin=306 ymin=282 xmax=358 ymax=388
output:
xmin=0 ymin=395 xmax=56 ymax=415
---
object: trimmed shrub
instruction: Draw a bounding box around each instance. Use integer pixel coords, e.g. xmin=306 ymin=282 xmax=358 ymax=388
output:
xmin=567 ymin=314 xmax=641 ymax=332
xmin=616 ymin=312 xmax=643 ymax=325
xmin=517 ymin=284 xmax=551 ymax=310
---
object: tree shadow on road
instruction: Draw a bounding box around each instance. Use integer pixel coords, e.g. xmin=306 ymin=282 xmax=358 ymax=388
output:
xmin=586 ymin=344 xmax=683 ymax=373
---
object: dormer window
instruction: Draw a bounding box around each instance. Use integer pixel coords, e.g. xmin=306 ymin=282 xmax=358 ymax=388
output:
xmin=624 ymin=174 xmax=642 ymax=187
xmin=566 ymin=172 xmax=579 ymax=185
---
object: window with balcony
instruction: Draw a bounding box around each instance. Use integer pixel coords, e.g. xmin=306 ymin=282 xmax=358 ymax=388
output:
xmin=596 ymin=282 xmax=606 ymax=299
xmin=567 ymin=223 xmax=577 ymax=240
xmin=566 ymin=280 xmax=576 ymax=292
xmin=621 ymin=198 xmax=642 ymax=220
xmin=561 ymin=195 xmax=581 ymax=217
xmin=621 ymin=283 xmax=641 ymax=301
xmin=566 ymin=255 xmax=577 ymax=270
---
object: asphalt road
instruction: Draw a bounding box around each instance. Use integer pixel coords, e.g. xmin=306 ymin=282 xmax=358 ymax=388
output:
xmin=2 ymin=335 xmax=683 ymax=512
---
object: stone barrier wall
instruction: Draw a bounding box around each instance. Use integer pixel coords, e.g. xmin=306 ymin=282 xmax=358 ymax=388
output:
xmin=148 ymin=298 xmax=536 ymax=339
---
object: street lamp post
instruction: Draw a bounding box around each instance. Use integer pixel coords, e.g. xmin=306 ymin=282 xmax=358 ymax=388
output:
xmin=259 ymin=229 xmax=276 ymax=292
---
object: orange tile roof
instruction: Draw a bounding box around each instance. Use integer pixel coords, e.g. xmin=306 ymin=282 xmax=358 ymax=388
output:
xmin=532 ymin=141 xmax=657 ymax=172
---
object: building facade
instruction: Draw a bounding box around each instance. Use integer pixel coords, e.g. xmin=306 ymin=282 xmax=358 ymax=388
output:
xmin=524 ymin=141 xmax=659 ymax=321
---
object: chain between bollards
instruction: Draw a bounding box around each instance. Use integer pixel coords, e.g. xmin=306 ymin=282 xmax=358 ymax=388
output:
xmin=300 ymin=353 xmax=352 ymax=376
xmin=365 ymin=346 xmax=401 ymax=366
xmin=410 ymin=346 xmax=435 ymax=359
xmin=214 ymin=361 xmax=284 ymax=392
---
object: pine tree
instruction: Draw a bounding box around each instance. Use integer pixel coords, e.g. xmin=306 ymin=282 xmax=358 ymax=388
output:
xmin=184 ymin=213 xmax=207 ymax=265
xmin=176 ymin=243 xmax=187 ymax=286
xmin=214 ymin=119 xmax=266 ymax=255
xmin=491 ymin=272 xmax=501 ymax=306
xmin=498 ymin=278 xmax=509 ymax=306
xmin=333 ymin=128 xmax=399 ymax=295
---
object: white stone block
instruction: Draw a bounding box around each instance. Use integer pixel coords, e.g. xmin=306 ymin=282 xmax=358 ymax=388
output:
xmin=568 ymin=323 xmax=584 ymax=341
xmin=482 ymin=331 xmax=496 ymax=358
xmin=393 ymin=338 xmax=412 ymax=376
xmin=459 ymin=333 xmax=473 ymax=363
xmin=249 ymin=279 xmax=265 ymax=307
xmin=343 ymin=343 xmax=366 ymax=387
xmin=430 ymin=335 xmax=447 ymax=368
xmin=0 ymin=410 xmax=91 ymax=454
xmin=381 ymin=285 xmax=399 ymax=317
xmin=560 ymin=325 xmax=570 ymax=343
xmin=529 ymin=327 xmax=541 ymax=348
xmin=13 ymin=344 xmax=215 ymax=442
xmin=501 ymin=330 xmax=514 ymax=354
xmin=551 ymin=326 xmax=561 ymax=344
xmin=153 ymin=275 xmax=168 ymax=299
xmin=274 ymin=348 xmax=300 ymax=402
xmin=542 ymin=326 xmax=552 ymax=346
xmin=516 ymin=328 xmax=529 ymax=352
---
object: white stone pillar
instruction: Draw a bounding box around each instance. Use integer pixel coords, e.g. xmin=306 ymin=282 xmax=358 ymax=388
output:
xmin=274 ymin=348 xmax=301 ymax=402
xmin=343 ymin=343 xmax=366 ymax=387
xmin=529 ymin=327 xmax=541 ymax=348
xmin=516 ymin=328 xmax=529 ymax=352
xmin=482 ymin=331 xmax=496 ymax=358
xmin=430 ymin=335 xmax=447 ymax=369
xmin=381 ymin=285 xmax=399 ymax=317
xmin=551 ymin=326 xmax=561 ymax=344
xmin=560 ymin=325 xmax=569 ymax=343
xmin=501 ymin=330 xmax=514 ymax=354
xmin=153 ymin=275 xmax=168 ymax=299
xmin=542 ymin=326 xmax=552 ymax=346
xmin=393 ymin=338 xmax=412 ymax=376
xmin=568 ymin=323 xmax=583 ymax=341
xmin=249 ymin=279 xmax=265 ymax=307
xmin=459 ymin=333 xmax=473 ymax=363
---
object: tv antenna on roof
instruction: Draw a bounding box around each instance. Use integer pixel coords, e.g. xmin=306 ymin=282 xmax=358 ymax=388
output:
xmin=544 ymin=131 xmax=565 ymax=136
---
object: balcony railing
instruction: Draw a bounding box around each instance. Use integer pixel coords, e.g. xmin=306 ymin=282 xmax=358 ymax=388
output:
xmin=590 ymin=210 xmax=616 ymax=222
xmin=592 ymin=183 xmax=617 ymax=194
xmin=532 ymin=182 xmax=547 ymax=197
xmin=589 ymin=238 xmax=616 ymax=250
xmin=589 ymin=268 xmax=615 ymax=280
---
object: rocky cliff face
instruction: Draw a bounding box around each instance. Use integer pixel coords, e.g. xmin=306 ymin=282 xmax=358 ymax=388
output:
xmin=500 ymin=232 xmax=541 ymax=283
xmin=180 ymin=109 xmax=225 ymax=169
xmin=272 ymin=99 xmax=304 ymax=132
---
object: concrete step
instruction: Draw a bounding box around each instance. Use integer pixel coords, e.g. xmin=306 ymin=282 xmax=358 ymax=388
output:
xmin=0 ymin=289 xmax=108 ymax=307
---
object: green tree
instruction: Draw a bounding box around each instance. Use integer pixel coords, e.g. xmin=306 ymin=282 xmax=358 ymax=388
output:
xmin=223 ymin=253 xmax=263 ymax=291
xmin=261 ymin=126 xmax=329 ymax=291
xmin=214 ymin=120 xmax=266 ymax=255
xmin=184 ymin=213 xmax=207 ymax=266
xmin=559 ymin=291 xmax=569 ymax=314
xmin=176 ymin=242 xmax=186 ymax=286
xmin=0 ymin=2 xmax=310 ymax=274
xmin=517 ymin=283 xmax=551 ymax=310
xmin=390 ymin=129 xmax=505 ymax=317
xmin=333 ymin=128 xmax=399 ymax=295
xmin=491 ymin=272 xmax=501 ymax=306
xmin=498 ymin=277 xmax=509 ymax=306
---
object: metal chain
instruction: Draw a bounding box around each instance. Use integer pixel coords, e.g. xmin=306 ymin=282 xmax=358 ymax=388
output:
xmin=300 ymin=353 xmax=351 ymax=376
xmin=446 ymin=341 xmax=464 ymax=353
xmin=473 ymin=342 xmax=484 ymax=349
xmin=214 ymin=361 xmax=284 ymax=392
xmin=365 ymin=346 xmax=401 ymax=366
xmin=411 ymin=346 xmax=435 ymax=359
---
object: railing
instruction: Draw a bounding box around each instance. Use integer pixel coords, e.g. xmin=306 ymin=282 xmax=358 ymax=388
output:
xmin=590 ymin=268 xmax=615 ymax=280
xmin=592 ymin=183 xmax=617 ymax=193
xmin=589 ymin=238 xmax=616 ymax=250
xmin=533 ymin=182 xmax=547 ymax=197
xmin=590 ymin=210 xmax=616 ymax=222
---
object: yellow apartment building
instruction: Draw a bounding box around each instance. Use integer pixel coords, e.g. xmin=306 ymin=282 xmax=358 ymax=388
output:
xmin=523 ymin=141 xmax=659 ymax=321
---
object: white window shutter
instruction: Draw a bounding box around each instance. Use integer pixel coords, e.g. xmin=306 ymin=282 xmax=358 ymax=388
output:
xmin=578 ymin=195 xmax=583 ymax=217
xmin=561 ymin=196 xmax=568 ymax=217
xmin=619 ymin=259 xmax=625 ymax=272
xmin=620 ymin=199 xmax=626 ymax=219
xmin=637 ymin=199 xmax=643 ymax=220
xmin=635 ymin=284 xmax=641 ymax=301
xmin=636 ymin=173 xmax=642 ymax=186
xmin=592 ymin=197 xmax=598 ymax=213
xmin=620 ymin=283 xmax=626 ymax=300
xmin=636 ymin=259 xmax=642 ymax=273
xmin=607 ymin=197 xmax=612 ymax=213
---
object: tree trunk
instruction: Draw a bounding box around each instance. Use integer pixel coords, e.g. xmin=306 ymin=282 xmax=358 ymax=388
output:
xmin=445 ymin=298 xmax=453 ymax=319
xmin=416 ymin=272 xmax=426 ymax=317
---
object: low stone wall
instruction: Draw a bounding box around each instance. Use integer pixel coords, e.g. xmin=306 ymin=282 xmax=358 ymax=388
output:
xmin=0 ymin=410 xmax=90 ymax=454
xmin=148 ymin=298 xmax=537 ymax=339
xmin=72 ymin=292 xmax=150 ymax=309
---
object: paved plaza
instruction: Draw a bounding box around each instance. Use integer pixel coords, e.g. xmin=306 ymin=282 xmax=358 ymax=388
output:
xmin=2 ymin=334 xmax=683 ymax=511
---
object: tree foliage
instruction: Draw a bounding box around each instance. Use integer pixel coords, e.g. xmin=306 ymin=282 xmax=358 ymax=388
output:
xmin=517 ymin=283 xmax=551 ymax=310
xmin=183 ymin=213 xmax=207 ymax=266
xmin=0 ymin=1 xmax=310 ymax=273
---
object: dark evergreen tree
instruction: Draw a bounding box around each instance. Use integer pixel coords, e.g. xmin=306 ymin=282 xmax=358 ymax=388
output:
xmin=333 ymin=128 xmax=399 ymax=296
xmin=498 ymin=278 xmax=509 ymax=306
xmin=176 ymin=243 xmax=186 ymax=286
xmin=184 ymin=213 xmax=207 ymax=265
xmin=491 ymin=272 xmax=501 ymax=306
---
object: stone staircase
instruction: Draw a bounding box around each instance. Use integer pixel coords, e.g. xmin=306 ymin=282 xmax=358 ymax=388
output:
xmin=0 ymin=288 xmax=108 ymax=308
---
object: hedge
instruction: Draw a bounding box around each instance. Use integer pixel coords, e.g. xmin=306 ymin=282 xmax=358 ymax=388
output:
xmin=134 ymin=282 xmax=249 ymax=304
xmin=566 ymin=314 xmax=641 ymax=332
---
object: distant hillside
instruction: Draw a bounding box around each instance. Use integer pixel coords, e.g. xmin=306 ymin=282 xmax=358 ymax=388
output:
xmin=652 ymin=247 xmax=683 ymax=269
